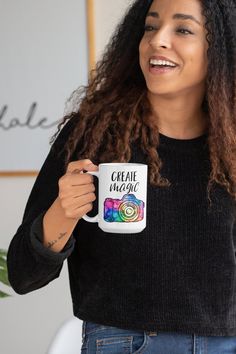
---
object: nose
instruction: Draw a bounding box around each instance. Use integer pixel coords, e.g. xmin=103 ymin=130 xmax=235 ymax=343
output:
xmin=148 ymin=28 xmax=171 ymax=49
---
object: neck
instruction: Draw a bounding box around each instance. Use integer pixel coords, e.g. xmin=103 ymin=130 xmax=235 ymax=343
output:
xmin=148 ymin=91 xmax=209 ymax=140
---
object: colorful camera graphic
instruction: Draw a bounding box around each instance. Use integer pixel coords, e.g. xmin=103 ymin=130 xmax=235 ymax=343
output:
xmin=104 ymin=193 xmax=144 ymax=223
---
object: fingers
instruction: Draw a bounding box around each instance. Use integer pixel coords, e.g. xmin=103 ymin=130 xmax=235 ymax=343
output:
xmin=59 ymin=182 xmax=95 ymax=199
xmin=60 ymin=190 xmax=96 ymax=219
xmin=58 ymin=159 xmax=98 ymax=219
xmin=66 ymin=160 xmax=98 ymax=174
xmin=60 ymin=191 xmax=96 ymax=213
xmin=63 ymin=201 xmax=94 ymax=219
xmin=59 ymin=173 xmax=94 ymax=189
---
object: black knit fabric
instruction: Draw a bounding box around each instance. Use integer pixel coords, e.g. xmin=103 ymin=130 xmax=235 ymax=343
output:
xmin=7 ymin=120 xmax=236 ymax=336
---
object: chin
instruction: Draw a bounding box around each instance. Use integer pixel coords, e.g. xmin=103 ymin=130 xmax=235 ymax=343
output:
xmin=147 ymin=86 xmax=176 ymax=96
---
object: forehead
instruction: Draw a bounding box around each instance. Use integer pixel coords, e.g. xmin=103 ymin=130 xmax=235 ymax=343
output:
xmin=148 ymin=0 xmax=203 ymax=18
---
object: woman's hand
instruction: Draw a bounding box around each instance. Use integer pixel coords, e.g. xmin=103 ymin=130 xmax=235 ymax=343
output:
xmin=58 ymin=159 xmax=98 ymax=220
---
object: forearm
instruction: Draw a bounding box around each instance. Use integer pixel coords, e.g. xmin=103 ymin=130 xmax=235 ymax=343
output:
xmin=42 ymin=197 xmax=80 ymax=253
xmin=7 ymin=210 xmax=75 ymax=294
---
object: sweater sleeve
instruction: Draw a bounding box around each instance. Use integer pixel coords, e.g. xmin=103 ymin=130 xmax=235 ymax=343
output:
xmin=7 ymin=117 xmax=78 ymax=295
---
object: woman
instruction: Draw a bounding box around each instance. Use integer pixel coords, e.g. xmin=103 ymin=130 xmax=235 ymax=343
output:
xmin=7 ymin=0 xmax=236 ymax=353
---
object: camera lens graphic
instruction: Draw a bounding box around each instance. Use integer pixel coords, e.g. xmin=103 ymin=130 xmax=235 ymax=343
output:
xmin=118 ymin=201 xmax=139 ymax=222
xmin=104 ymin=194 xmax=144 ymax=222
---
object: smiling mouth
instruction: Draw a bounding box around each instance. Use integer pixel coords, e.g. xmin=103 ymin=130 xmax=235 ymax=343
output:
xmin=148 ymin=63 xmax=178 ymax=74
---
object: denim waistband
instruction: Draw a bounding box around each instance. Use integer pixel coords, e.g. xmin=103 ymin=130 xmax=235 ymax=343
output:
xmin=81 ymin=321 xmax=236 ymax=354
xmin=82 ymin=320 xmax=158 ymax=339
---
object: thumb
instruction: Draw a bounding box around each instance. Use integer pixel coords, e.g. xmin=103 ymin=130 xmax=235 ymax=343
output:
xmin=84 ymin=162 xmax=99 ymax=171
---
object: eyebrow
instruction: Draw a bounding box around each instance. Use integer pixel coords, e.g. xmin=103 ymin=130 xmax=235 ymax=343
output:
xmin=146 ymin=12 xmax=201 ymax=26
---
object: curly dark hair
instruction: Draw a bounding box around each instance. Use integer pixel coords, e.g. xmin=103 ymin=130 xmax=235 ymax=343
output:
xmin=50 ymin=0 xmax=236 ymax=202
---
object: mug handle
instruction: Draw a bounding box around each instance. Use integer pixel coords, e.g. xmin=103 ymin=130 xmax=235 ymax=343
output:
xmin=82 ymin=170 xmax=99 ymax=223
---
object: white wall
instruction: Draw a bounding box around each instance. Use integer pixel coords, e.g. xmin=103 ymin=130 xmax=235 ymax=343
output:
xmin=93 ymin=0 xmax=132 ymax=62
xmin=0 ymin=1 xmax=133 ymax=354
xmin=0 ymin=0 xmax=88 ymax=172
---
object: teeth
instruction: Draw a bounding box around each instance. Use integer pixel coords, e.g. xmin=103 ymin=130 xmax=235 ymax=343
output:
xmin=150 ymin=59 xmax=176 ymax=67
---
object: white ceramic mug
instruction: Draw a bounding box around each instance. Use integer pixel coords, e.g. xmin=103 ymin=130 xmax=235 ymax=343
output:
xmin=82 ymin=163 xmax=148 ymax=233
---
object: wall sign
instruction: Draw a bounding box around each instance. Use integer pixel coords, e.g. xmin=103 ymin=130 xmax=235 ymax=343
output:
xmin=0 ymin=0 xmax=95 ymax=176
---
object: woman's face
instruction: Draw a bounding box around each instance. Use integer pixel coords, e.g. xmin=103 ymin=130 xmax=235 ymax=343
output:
xmin=139 ymin=0 xmax=208 ymax=97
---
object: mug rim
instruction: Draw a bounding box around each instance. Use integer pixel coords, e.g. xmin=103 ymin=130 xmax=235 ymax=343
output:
xmin=99 ymin=163 xmax=147 ymax=166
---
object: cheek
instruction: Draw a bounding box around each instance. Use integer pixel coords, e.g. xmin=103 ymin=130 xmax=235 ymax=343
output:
xmin=183 ymin=45 xmax=208 ymax=79
xmin=139 ymin=40 xmax=147 ymax=71
xmin=139 ymin=40 xmax=145 ymax=58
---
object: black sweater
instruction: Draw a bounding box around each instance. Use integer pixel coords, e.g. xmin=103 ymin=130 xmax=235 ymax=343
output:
xmin=7 ymin=119 xmax=236 ymax=336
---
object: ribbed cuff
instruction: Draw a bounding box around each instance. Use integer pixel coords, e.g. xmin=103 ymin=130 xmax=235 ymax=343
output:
xmin=30 ymin=211 xmax=75 ymax=264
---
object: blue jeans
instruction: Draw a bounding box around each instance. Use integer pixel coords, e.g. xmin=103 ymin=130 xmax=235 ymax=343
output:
xmin=81 ymin=321 xmax=236 ymax=353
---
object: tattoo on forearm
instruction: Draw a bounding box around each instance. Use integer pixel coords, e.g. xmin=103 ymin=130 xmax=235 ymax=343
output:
xmin=47 ymin=232 xmax=67 ymax=248
xmin=58 ymin=232 xmax=67 ymax=240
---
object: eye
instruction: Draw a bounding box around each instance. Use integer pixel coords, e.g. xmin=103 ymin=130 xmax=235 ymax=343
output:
xmin=144 ymin=24 xmax=193 ymax=35
xmin=177 ymin=28 xmax=193 ymax=35
xmin=144 ymin=25 xmax=156 ymax=32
